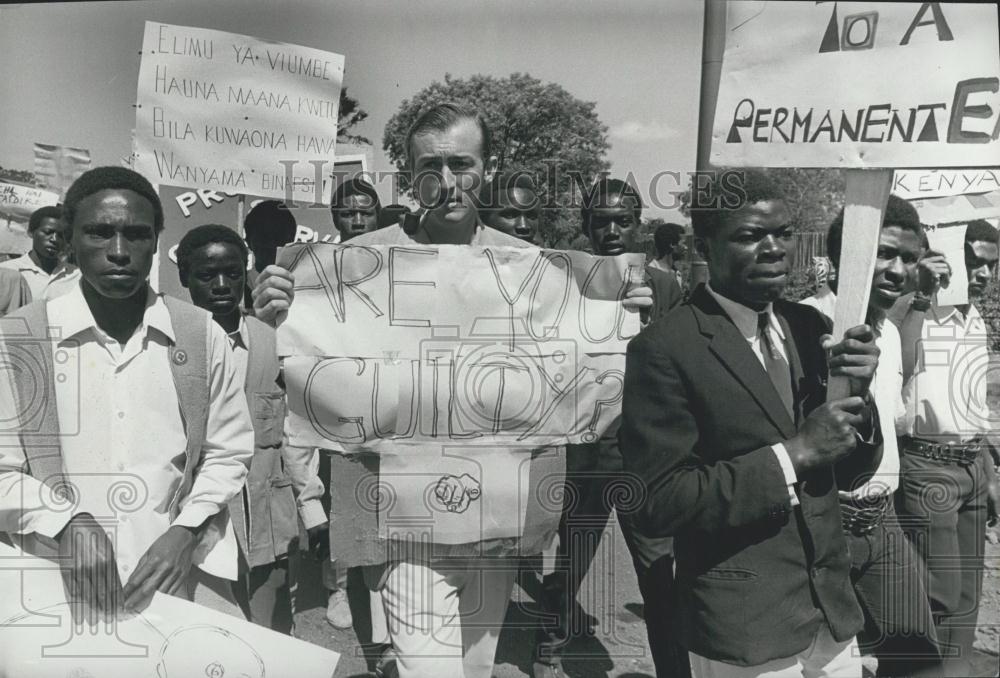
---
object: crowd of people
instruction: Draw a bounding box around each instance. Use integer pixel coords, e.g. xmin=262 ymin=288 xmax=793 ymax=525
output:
xmin=0 ymin=100 xmax=997 ymax=678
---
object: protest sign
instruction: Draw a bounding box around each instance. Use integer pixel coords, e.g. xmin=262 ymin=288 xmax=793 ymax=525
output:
xmin=33 ymin=143 xmax=91 ymax=199
xmin=0 ymin=544 xmax=339 ymax=678
xmin=277 ymin=243 xmax=643 ymax=449
xmin=0 ymin=180 xmax=60 ymax=223
xmin=926 ymin=223 xmax=970 ymax=307
xmin=711 ymin=2 xmax=1000 ymax=168
xmin=910 ymin=190 xmax=1000 ymax=225
xmin=894 ymin=168 xmax=1000 ymax=225
xmin=0 ymin=180 xmax=59 ymax=255
xmin=134 ymin=21 xmax=344 ymax=202
xmin=156 ymin=154 xmax=371 ymax=298
xmin=893 ymin=168 xmax=1000 ymax=200
xmin=157 ymin=184 xmax=242 ymax=299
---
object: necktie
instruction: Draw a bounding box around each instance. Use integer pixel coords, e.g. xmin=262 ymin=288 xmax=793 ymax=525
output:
xmin=758 ymin=312 xmax=794 ymax=419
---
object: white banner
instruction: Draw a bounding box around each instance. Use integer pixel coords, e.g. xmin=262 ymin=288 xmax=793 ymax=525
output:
xmin=134 ymin=22 xmax=344 ymax=202
xmin=0 ymin=544 xmax=339 ymax=678
xmin=892 ymin=169 xmax=1000 ymax=200
xmin=712 ymin=2 xmax=1000 ymax=168
xmin=277 ymin=243 xmax=643 ymax=449
xmin=33 ymin=143 xmax=91 ymax=199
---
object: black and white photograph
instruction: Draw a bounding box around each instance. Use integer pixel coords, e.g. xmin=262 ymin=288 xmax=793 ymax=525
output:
xmin=0 ymin=1 xmax=999 ymax=677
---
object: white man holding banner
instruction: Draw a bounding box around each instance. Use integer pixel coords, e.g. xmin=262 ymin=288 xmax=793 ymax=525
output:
xmin=253 ymin=102 xmax=652 ymax=678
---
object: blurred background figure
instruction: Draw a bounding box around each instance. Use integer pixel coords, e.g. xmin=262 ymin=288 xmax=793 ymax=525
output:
xmin=480 ymin=172 xmax=540 ymax=244
xmin=649 ymin=221 xmax=687 ymax=293
xmin=243 ymin=200 xmax=297 ymax=308
xmin=330 ymin=177 xmax=381 ymax=242
xmin=379 ymin=204 xmax=410 ymax=230
xmin=0 ymin=205 xmax=78 ymax=300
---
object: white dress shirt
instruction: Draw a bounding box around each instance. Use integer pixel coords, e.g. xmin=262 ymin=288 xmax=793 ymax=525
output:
xmin=800 ymin=290 xmax=903 ymax=499
xmin=706 ymin=285 xmax=800 ymax=506
xmin=892 ymin=298 xmax=991 ymax=443
xmin=0 ymin=253 xmax=78 ymax=301
xmin=799 ymin=284 xmax=838 ymax=322
xmin=0 ymin=283 xmax=253 ymax=581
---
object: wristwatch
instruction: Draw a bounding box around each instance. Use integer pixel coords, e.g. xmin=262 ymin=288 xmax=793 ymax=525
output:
xmin=911 ymin=292 xmax=932 ymax=312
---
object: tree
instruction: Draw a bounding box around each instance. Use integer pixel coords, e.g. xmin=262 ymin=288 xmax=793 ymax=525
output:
xmin=382 ymin=73 xmax=611 ymax=248
xmin=337 ymin=87 xmax=371 ymax=146
xmin=679 ymin=168 xmax=843 ymax=234
xmin=0 ymin=166 xmax=41 ymax=186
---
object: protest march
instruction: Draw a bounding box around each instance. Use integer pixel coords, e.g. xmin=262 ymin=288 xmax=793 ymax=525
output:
xmin=0 ymin=2 xmax=999 ymax=678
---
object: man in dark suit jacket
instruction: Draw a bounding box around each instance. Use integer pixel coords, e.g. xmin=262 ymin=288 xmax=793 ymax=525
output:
xmin=620 ymin=169 xmax=881 ymax=678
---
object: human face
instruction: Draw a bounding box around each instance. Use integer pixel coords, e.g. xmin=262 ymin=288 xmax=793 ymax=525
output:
xmin=965 ymin=239 xmax=999 ymax=298
xmin=332 ymin=193 xmax=379 ymax=242
xmin=870 ymin=225 xmax=922 ymax=311
xmin=586 ymin=194 xmax=641 ymax=255
xmin=483 ymin=187 xmax=540 ymax=243
xmin=32 ymin=216 xmax=65 ymax=263
xmin=70 ymin=189 xmax=157 ymax=299
xmin=701 ymin=200 xmax=793 ymax=309
xmin=184 ymin=241 xmax=245 ymax=319
xmin=410 ymin=119 xmax=494 ymax=235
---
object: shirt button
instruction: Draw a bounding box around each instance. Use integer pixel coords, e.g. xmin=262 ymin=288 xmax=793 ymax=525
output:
xmin=117 ymin=411 xmax=125 ymax=420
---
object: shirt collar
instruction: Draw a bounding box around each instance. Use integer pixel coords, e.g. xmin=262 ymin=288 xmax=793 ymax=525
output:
xmin=9 ymin=253 xmax=45 ymax=275
xmin=228 ymin=315 xmax=249 ymax=350
xmin=49 ymin=281 xmax=174 ymax=344
xmin=931 ymin=299 xmax=981 ymax=326
xmin=707 ymin=282 xmax=785 ymax=342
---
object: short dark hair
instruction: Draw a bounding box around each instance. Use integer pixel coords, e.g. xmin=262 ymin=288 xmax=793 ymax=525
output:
xmin=406 ymin=102 xmax=492 ymax=166
xmin=581 ymin=177 xmax=643 ymax=232
xmin=379 ymin=204 xmax=409 ymax=229
xmin=176 ymin=224 xmax=249 ymax=282
xmin=331 ymin=177 xmax=381 ymax=213
xmin=654 ymin=222 xmax=685 ymax=258
xmin=481 ymin=171 xmax=537 ymax=211
xmin=29 ymin=205 xmax=63 ymax=233
xmin=243 ymin=200 xmax=296 ymax=244
xmin=690 ymin=169 xmax=785 ymax=239
xmin=965 ymin=219 xmax=998 ymax=246
xmin=826 ymin=194 xmax=922 ymax=267
xmin=63 ymin=167 xmax=164 ymax=234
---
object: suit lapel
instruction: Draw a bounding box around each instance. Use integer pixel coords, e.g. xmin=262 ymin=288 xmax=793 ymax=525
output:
xmin=692 ymin=287 xmax=796 ymax=439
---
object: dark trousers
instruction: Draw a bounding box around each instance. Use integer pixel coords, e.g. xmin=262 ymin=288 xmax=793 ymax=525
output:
xmin=896 ymin=449 xmax=989 ymax=677
xmin=845 ymin=501 xmax=940 ymax=676
xmin=535 ymin=441 xmax=690 ymax=678
xmin=233 ymin=556 xmax=295 ymax=635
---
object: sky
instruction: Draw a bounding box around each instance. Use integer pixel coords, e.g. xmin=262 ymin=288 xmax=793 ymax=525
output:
xmin=0 ymin=0 xmax=704 ymax=220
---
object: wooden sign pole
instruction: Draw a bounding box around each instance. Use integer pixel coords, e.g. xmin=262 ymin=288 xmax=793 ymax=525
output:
xmin=826 ymin=168 xmax=893 ymax=402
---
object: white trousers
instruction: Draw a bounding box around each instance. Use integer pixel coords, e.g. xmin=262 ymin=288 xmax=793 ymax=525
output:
xmin=689 ymin=625 xmax=861 ymax=678
xmin=375 ymin=556 xmax=517 ymax=678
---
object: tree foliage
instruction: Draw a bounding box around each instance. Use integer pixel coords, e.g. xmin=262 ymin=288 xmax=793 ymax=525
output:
xmin=0 ymin=166 xmax=41 ymax=186
xmin=382 ymin=73 xmax=610 ymax=248
xmin=337 ymin=87 xmax=371 ymax=146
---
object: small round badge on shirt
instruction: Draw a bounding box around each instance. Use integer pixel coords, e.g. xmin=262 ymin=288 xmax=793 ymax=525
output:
xmin=172 ymin=349 xmax=188 ymax=365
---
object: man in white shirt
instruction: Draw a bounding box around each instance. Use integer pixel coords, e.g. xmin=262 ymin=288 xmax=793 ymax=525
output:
xmin=252 ymin=102 xmax=652 ymax=678
xmin=0 ymin=205 xmax=80 ymax=300
xmin=0 ymin=167 xmax=253 ymax=625
xmin=176 ymin=223 xmax=302 ymax=634
xmin=891 ymin=218 xmax=1000 ymax=677
xmin=818 ymin=196 xmax=940 ymax=676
